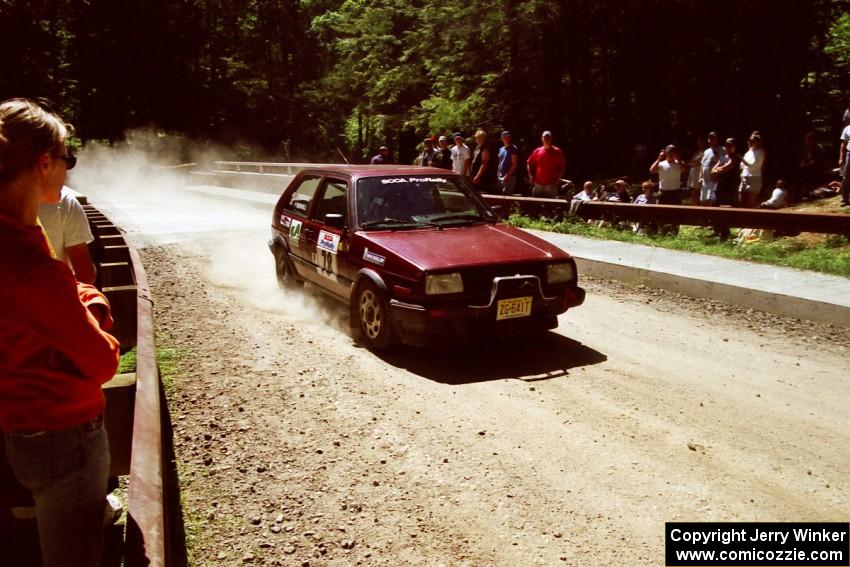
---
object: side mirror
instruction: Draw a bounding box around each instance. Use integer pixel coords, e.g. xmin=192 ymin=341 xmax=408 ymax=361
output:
xmin=324 ymin=213 xmax=345 ymax=229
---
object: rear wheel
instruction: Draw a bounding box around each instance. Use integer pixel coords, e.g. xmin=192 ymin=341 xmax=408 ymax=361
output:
xmin=274 ymin=249 xmax=298 ymax=289
xmin=355 ymin=280 xmax=397 ymax=350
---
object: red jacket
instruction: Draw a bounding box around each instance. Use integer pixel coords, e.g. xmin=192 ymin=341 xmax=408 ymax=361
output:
xmin=0 ymin=215 xmax=119 ymax=432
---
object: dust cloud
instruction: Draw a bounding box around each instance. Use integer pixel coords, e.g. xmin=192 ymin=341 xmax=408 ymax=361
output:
xmin=70 ymin=131 xmax=348 ymax=334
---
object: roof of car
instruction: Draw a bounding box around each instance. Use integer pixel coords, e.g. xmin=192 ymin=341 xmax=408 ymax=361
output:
xmin=296 ymin=165 xmax=456 ymax=179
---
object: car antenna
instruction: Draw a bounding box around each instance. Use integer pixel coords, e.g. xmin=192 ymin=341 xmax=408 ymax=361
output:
xmin=336 ymin=147 xmax=350 ymax=165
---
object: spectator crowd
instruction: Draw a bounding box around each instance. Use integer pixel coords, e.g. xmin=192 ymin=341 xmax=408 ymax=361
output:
xmin=371 ymin=95 xmax=850 ymax=213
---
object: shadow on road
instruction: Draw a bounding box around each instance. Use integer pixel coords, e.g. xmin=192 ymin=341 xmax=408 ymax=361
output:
xmin=375 ymin=332 xmax=607 ymax=385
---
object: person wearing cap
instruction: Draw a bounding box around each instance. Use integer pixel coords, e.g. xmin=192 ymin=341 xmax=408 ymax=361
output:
xmin=649 ymin=145 xmax=687 ymax=205
xmin=370 ymin=145 xmax=392 ymax=165
xmin=526 ymin=130 xmax=566 ymax=198
xmin=416 ymin=137 xmax=438 ymax=167
xmin=497 ymin=131 xmax=520 ymax=195
xmin=739 ymin=134 xmax=765 ymax=208
xmin=432 ymin=135 xmax=452 ymax=170
xmin=699 ymin=131 xmax=726 ymax=204
xmin=450 ymin=132 xmax=471 ymax=176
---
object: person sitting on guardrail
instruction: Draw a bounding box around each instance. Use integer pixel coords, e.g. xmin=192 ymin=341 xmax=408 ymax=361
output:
xmin=759 ymin=179 xmax=789 ymax=209
xmin=612 ymin=179 xmax=633 ymax=203
xmin=632 ymin=181 xmax=658 ymax=235
xmin=38 ymin=185 xmax=96 ymax=284
xmin=796 ymin=131 xmax=828 ymax=200
xmin=0 ymin=98 xmax=120 ymax=567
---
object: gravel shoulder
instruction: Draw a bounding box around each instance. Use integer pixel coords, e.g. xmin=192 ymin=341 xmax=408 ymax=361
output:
xmin=141 ymin=229 xmax=849 ymax=567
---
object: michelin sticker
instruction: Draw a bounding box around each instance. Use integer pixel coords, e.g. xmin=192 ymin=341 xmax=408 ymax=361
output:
xmin=317 ymin=230 xmax=340 ymax=254
xmin=289 ymin=218 xmax=302 ymax=241
xmin=363 ymin=247 xmax=386 ymax=266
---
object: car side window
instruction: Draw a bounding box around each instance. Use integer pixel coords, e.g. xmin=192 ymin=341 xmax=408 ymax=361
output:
xmin=284 ymin=176 xmax=321 ymax=216
xmin=313 ymin=178 xmax=348 ymax=224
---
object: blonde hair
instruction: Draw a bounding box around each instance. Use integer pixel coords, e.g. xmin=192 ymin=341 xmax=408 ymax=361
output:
xmin=0 ymin=98 xmax=71 ymax=182
xmin=474 ymin=129 xmax=486 ymax=139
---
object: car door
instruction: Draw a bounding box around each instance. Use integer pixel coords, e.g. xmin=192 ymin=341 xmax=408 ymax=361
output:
xmin=278 ymin=175 xmax=322 ymax=279
xmin=301 ymin=176 xmax=351 ymax=298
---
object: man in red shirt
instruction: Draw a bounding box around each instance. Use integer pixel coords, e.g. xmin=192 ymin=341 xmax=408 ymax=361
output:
xmin=526 ymin=130 xmax=566 ymax=198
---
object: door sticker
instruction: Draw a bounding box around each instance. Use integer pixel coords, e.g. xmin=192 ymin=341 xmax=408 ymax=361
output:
xmin=317 ymin=230 xmax=340 ymax=254
xmin=280 ymin=215 xmax=292 ymax=228
xmin=289 ymin=219 xmax=302 ymax=241
xmin=363 ymin=247 xmax=386 ymax=266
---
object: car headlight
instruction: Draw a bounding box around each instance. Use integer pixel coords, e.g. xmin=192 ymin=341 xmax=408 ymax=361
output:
xmin=425 ymin=272 xmax=464 ymax=295
xmin=547 ymin=262 xmax=576 ymax=284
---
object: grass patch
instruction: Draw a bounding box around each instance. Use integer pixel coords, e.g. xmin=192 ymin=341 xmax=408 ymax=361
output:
xmin=117 ymin=348 xmax=137 ymax=374
xmin=114 ymin=343 xmax=187 ymax=386
xmin=508 ymin=213 xmax=850 ymax=278
xmin=156 ymin=341 xmax=188 ymax=393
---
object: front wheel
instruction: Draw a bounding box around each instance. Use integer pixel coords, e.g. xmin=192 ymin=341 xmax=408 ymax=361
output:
xmin=354 ymin=280 xmax=397 ymax=350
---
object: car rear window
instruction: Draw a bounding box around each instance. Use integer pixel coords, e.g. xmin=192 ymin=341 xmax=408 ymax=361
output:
xmin=284 ymin=176 xmax=321 ymax=216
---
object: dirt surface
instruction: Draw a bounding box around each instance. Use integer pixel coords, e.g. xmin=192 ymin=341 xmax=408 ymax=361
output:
xmin=135 ymin=232 xmax=848 ymax=567
xmin=80 ymin=177 xmax=847 ymax=567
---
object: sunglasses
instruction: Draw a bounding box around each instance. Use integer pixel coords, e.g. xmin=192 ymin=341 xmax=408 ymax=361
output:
xmin=58 ymin=154 xmax=77 ymax=170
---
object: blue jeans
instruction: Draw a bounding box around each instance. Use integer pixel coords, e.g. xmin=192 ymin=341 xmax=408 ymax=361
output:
xmin=498 ymin=175 xmax=517 ymax=195
xmin=4 ymin=416 xmax=109 ymax=567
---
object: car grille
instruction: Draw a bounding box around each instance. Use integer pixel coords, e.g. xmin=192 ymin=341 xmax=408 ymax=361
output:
xmin=462 ymin=263 xmax=548 ymax=299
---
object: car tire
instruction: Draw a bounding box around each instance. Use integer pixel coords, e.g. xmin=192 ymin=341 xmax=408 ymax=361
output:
xmin=274 ymin=248 xmax=298 ymax=290
xmin=354 ymin=280 xmax=397 ymax=350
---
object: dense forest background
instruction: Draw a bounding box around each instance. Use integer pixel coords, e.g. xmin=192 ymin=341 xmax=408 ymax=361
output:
xmin=1 ymin=0 xmax=849 ymax=179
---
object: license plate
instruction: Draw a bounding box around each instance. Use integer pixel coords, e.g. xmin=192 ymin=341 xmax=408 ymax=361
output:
xmin=496 ymin=296 xmax=532 ymax=320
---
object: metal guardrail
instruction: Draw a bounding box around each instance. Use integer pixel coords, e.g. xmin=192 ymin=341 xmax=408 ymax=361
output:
xmin=198 ymin=164 xmax=850 ymax=235
xmin=214 ymin=160 xmax=341 ymax=175
xmin=83 ymin=205 xmax=166 ymax=567
xmin=572 ymin=201 xmax=850 ymax=234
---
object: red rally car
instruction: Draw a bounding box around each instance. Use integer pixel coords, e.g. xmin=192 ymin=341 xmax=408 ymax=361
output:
xmin=268 ymin=166 xmax=585 ymax=349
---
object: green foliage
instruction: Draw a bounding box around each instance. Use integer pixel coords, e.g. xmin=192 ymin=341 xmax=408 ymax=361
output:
xmin=2 ymin=0 xmax=848 ymax=169
xmin=507 ymin=213 xmax=850 ymax=278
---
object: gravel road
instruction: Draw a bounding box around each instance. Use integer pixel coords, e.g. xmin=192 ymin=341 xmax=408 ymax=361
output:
xmin=84 ymin=181 xmax=849 ymax=567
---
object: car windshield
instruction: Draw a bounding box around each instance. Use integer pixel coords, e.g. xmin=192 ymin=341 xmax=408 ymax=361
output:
xmin=356 ymin=175 xmax=495 ymax=229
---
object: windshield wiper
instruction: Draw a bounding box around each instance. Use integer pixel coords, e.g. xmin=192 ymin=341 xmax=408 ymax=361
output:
xmin=427 ymin=213 xmax=491 ymax=224
xmin=359 ymin=218 xmax=422 ymax=229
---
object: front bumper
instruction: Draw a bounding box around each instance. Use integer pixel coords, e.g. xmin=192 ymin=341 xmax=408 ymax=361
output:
xmin=388 ymin=278 xmax=585 ymax=347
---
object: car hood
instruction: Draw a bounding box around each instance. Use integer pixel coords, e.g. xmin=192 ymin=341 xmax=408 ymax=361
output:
xmin=358 ymin=223 xmax=570 ymax=271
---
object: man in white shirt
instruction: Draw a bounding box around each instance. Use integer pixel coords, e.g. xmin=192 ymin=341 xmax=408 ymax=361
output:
xmin=450 ymin=132 xmax=471 ymax=176
xmin=38 ymin=186 xmax=96 ymax=284
xmin=840 ymin=123 xmax=850 ymax=207
xmin=649 ymin=144 xmax=687 ymax=205
xmin=740 ymin=134 xmax=766 ymax=208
